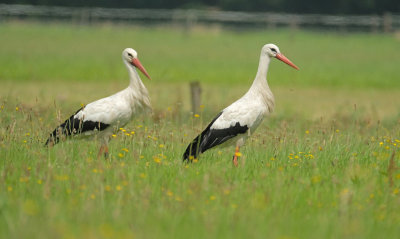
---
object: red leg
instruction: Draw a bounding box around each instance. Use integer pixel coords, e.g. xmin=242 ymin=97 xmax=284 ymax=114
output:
xmin=97 ymin=145 xmax=105 ymax=159
xmin=232 ymin=146 xmax=240 ymax=167
xmin=103 ymin=145 xmax=109 ymax=159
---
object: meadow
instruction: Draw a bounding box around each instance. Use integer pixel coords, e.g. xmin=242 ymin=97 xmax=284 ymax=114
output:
xmin=0 ymin=21 xmax=400 ymax=239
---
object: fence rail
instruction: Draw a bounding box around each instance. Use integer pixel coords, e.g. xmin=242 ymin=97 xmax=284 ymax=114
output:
xmin=0 ymin=4 xmax=399 ymax=32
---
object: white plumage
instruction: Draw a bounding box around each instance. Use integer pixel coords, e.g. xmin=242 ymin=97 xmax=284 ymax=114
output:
xmin=183 ymin=43 xmax=299 ymax=166
xmin=45 ymin=48 xmax=152 ymax=158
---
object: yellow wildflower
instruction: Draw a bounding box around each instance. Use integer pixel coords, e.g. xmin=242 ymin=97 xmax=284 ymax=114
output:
xmin=175 ymin=196 xmax=183 ymax=202
xmin=19 ymin=177 xmax=29 ymax=183
xmin=311 ymin=175 xmax=321 ymax=184
xmin=234 ymin=152 xmax=242 ymax=157
xmin=154 ymin=157 xmax=161 ymax=164
xmin=370 ymin=193 xmax=375 ymax=199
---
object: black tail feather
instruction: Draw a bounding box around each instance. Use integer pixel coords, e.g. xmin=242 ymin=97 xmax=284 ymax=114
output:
xmin=183 ymin=133 xmax=203 ymax=161
xmin=45 ymin=107 xmax=110 ymax=146
xmin=183 ymin=112 xmax=223 ymax=161
xmin=45 ymin=112 xmax=81 ymax=146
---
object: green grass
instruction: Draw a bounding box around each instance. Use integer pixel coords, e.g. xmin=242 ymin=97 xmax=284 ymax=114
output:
xmin=1 ymin=22 xmax=400 ymax=239
xmin=0 ymin=22 xmax=399 ymax=88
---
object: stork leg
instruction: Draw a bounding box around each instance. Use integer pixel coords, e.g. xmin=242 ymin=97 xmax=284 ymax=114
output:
xmin=97 ymin=145 xmax=105 ymax=159
xmin=97 ymin=136 xmax=110 ymax=160
xmin=103 ymin=145 xmax=109 ymax=159
xmin=232 ymin=146 xmax=240 ymax=167
xmin=97 ymin=144 xmax=109 ymax=159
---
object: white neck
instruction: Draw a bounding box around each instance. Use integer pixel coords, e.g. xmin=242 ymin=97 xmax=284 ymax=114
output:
xmin=123 ymin=60 xmax=151 ymax=110
xmin=124 ymin=61 xmax=144 ymax=89
xmin=247 ymin=52 xmax=275 ymax=112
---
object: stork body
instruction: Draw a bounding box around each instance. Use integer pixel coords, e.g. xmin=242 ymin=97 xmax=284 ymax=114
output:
xmin=45 ymin=48 xmax=152 ymax=158
xmin=183 ymin=44 xmax=299 ymax=166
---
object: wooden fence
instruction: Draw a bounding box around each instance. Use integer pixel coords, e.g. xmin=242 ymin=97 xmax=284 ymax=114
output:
xmin=0 ymin=4 xmax=399 ymax=32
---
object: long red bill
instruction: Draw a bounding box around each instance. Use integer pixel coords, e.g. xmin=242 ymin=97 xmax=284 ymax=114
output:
xmin=132 ymin=58 xmax=152 ymax=80
xmin=276 ymin=53 xmax=299 ymax=70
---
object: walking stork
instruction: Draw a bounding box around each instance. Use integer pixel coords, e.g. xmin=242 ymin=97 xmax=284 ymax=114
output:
xmin=183 ymin=43 xmax=299 ymax=166
xmin=45 ymin=48 xmax=152 ymax=158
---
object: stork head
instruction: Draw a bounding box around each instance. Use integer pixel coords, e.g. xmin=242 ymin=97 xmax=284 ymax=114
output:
xmin=122 ymin=48 xmax=152 ymax=80
xmin=262 ymin=44 xmax=299 ymax=70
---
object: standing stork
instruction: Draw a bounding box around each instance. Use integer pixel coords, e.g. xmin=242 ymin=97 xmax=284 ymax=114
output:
xmin=183 ymin=44 xmax=299 ymax=166
xmin=45 ymin=48 xmax=152 ymax=158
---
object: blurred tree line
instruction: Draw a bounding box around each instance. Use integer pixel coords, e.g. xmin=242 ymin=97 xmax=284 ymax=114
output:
xmin=2 ymin=0 xmax=399 ymax=14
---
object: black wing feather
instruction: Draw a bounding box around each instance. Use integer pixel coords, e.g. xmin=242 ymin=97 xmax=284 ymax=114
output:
xmin=183 ymin=112 xmax=248 ymax=161
xmin=45 ymin=108 xmax=110 ymax=146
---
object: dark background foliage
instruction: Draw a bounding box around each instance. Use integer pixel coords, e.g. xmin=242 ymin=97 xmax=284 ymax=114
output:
xmin=1 ymin=0 xmax=399 ymax=14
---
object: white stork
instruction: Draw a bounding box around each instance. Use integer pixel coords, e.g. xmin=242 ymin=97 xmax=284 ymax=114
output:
xmin=183 ymin=43 xmax=299 ymax=166
xmin=45 ymin=48 xmax=152 ymax=158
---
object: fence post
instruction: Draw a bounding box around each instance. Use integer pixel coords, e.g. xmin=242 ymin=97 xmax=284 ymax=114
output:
xmin=190 ymin=81 xmax=202 ymax=115
xmin=185 ymin=10 xmax=197 ymax=33
xmin=383 ymin=12 xmax=392 ymax=33
xmin=289 ymin=16 xmax=299 ymax=30
xmin=370 ymin=15 xmax=379 ymax=33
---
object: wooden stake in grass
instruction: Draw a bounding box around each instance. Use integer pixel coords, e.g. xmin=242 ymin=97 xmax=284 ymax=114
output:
xmin=190 ymin=81 xmax=202 ymax=115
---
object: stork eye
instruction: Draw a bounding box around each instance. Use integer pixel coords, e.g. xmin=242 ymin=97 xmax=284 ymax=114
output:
xmin=271 ymin=48 xmax=277 ymax=53
xmin=127 ymin=53 xmax=133 ymax=57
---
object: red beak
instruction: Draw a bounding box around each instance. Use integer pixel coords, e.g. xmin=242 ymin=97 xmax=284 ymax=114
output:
xmin=276 ymin=53 xmax=299 ymax=70
xmin=132 ymin=58 xmax=152 ymax=80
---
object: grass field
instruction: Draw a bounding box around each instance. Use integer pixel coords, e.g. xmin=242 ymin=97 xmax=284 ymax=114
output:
xmin=1 ymin=21 xmax=400 ymax=239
